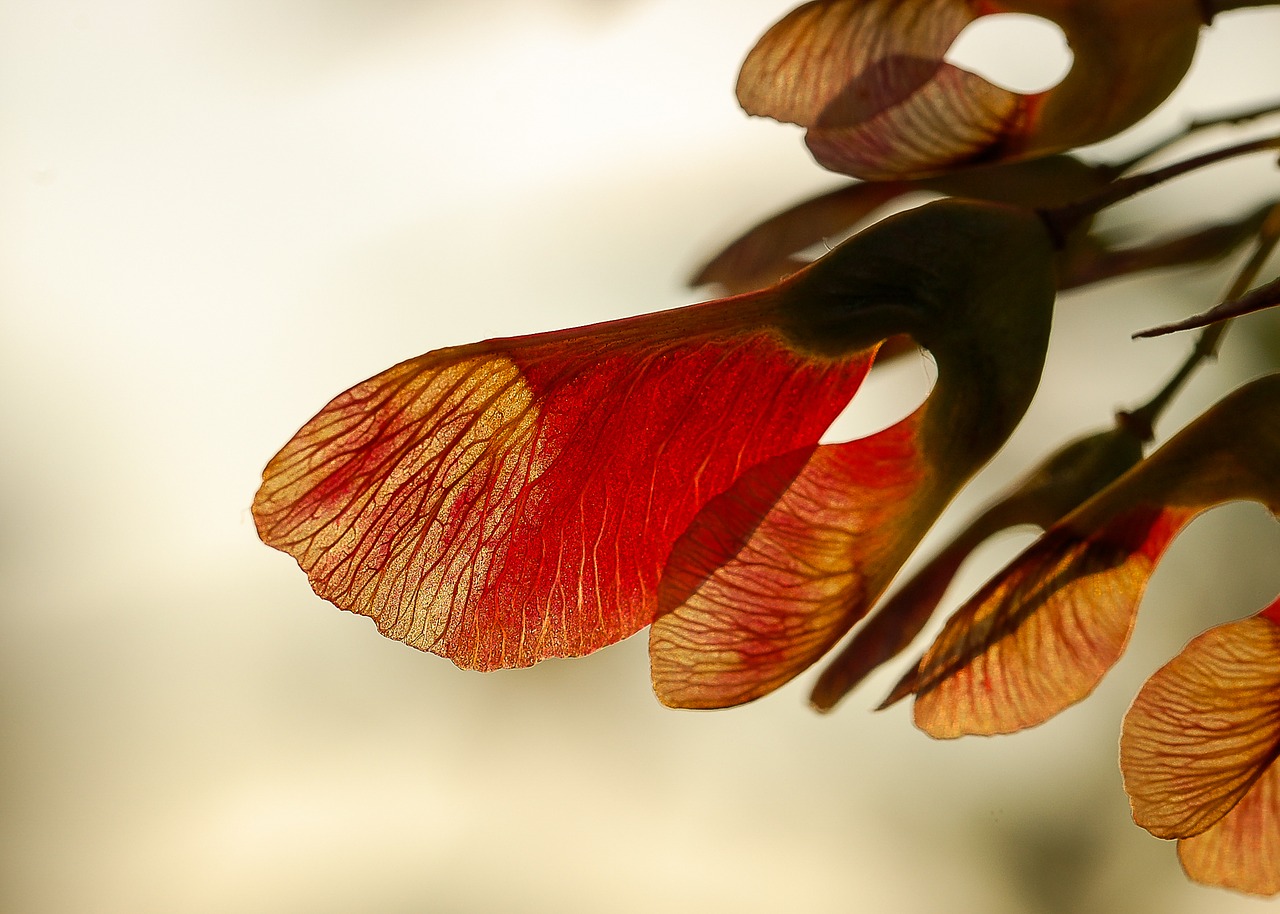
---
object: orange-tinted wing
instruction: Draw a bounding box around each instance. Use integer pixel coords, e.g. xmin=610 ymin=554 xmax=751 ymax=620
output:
xmin=1122 ymin=602 xmax=1280 ymax=896
xmin=650 ymin=408 xmax=936 ymax=708
xmin=900 ymin=505 xmax=1191 ymax=736
xmin=737 ymin=0 xmax=1201 ymax=179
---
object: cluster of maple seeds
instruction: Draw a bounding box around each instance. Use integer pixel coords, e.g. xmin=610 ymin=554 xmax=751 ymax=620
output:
xmin=255 ymin=0 xmax=1280 ymax=895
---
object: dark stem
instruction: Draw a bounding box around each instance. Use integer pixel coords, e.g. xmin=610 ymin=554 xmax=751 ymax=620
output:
xmin=1108 ymin=98 xmax=1280 ymax=174
xmin=1199 ymin=0 xmax=1280 ymax=20
xmin=1039 ymin=132 xmax=1280 ymax=245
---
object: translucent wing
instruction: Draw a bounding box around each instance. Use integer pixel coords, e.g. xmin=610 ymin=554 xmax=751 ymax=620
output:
xmin=1123 ymin=605 xmax=1280 ymax=896
xmin=254 ymin=296 xmax=872 ymax=670
xmin=737 ymin=0 xmax=1201 ymax=179
xmin=651 ymin=409 xmax=933 ymax=708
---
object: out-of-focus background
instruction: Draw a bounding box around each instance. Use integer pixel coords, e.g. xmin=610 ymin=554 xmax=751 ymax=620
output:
xmin=4 ymin=2 xmax=1280 ymax=912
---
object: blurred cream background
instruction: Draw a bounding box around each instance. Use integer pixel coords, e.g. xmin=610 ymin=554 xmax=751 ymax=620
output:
xmin=4 ymin=2 xmax=1280 ymax=912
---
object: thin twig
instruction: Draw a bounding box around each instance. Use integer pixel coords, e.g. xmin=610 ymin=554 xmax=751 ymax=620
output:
xmin=1122 ymin=204 xmax=1280 ymax=436
xmin=1109 ymin=97 xmax=1280 ymax=174
xmin=1134 ymin=275 xmax=1280 ymax=339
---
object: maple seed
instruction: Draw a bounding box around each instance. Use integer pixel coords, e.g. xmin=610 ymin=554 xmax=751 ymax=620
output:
xmin=737 ymin=0 xmax=1203 ymax=179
